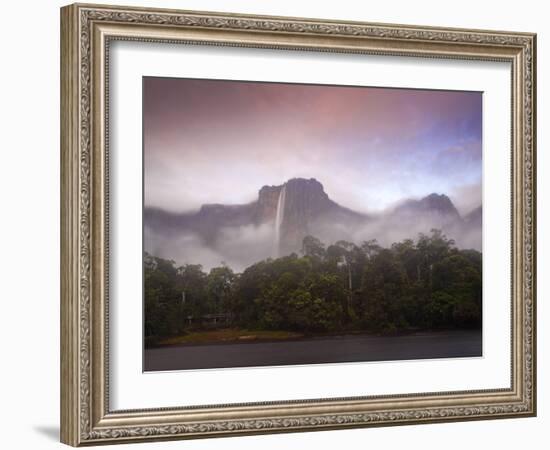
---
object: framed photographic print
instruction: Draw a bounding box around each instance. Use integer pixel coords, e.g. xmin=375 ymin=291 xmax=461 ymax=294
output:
xmin=60 ymin=3 xmax=537 ymax=446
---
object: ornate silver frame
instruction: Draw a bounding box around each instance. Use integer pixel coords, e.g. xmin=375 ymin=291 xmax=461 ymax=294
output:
xmin=60 ymin=3 xmax=536 ymax=446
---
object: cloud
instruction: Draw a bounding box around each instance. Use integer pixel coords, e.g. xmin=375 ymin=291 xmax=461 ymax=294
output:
xmin=145 ymin=223 xmax=277 ymax=273
xmin=144 ymin=77 xmax=482 ymax=216
xmin=146 ymin=206 xmax=482 ymax=273
xmin=449 ymin=182 xmax=482 ymax=216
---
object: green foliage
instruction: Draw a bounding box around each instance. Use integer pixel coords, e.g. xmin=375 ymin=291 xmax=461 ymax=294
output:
xmin=144 ymin=230 xmax=482 ymax=344
xmin=206 ymin=265 xmax=236 ymax=314
xmin=302 ymin=235 xmax=326 ymax=260
xmin=144 ymin=254 xmax=185 ymax=343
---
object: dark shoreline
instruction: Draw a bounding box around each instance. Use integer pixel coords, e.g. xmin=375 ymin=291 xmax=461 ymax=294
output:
xmin=146 ymin=327 xmax=481 ymax=349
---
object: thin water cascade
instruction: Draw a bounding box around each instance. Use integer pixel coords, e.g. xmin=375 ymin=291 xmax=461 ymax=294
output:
xmin=273 ymin=184 xmax=287 ymax=257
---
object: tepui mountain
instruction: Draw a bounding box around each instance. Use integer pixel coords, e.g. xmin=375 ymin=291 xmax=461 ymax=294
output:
xmin=144 ymin=177 xmax=481 ymax=266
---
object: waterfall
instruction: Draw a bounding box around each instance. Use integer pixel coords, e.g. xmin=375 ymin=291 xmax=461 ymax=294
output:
xmin=273 ymin=185 xmax=286 ymax=257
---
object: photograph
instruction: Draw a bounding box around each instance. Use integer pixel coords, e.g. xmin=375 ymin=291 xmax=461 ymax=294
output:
xmin=58 ymin=2 xmax=536 ymax=446
xmin=143 ymin=77 xmax=483 ymax=371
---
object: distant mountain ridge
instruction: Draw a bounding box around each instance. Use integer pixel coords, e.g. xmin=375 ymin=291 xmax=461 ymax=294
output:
xmin=145 ymin=178 xmax=367 ymax=253
xmin=144 ymin=178 xmax=481 ymax=268
xmin=393 ymin=193 xmax=461 ymax=219
xmin=464 ymin=205 xmax=482 ymax=226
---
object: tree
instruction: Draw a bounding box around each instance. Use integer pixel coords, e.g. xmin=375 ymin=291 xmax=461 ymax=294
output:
xmin=424 ymin=291 xmax=456 ymax=328
xmin=391 ymin=239 xmax=420 ymax=283
xmin=259 ymin=270 xmax=300 ymax=329
xmin=430 ymin=253 xmax=482 ymax=327
xmin=177 ymin=263 xmax=208 ymax=317
xmin=360 ymin=249 xmax=407 ymax=332
xmin=360 ymin=239 xmax=382 ymax=260
xmin=206 ymin=265 xmax=235 ymax=314
xmin=143 ymin=230 xmax=483 ymax=342
xmin=301 ymin=235 xmax=326 ymax=260
xmin=325 ymin=240 xmax=362 ymax=323
xmin=144 ymin=254 xmax=185 ymax=344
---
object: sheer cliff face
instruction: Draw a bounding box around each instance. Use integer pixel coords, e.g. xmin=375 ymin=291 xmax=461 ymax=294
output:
xmin=145 ymin=178 xmax=367 ymax=257
xmin=279 ymin=179 xmax=329 ymax=255
xmin=256 ymin=185 xmax=281 ymax=223
xmin=144 ymin=177 xmax=481 ymax=271
xmin=271 ymin=178 xmax=366 ymax=256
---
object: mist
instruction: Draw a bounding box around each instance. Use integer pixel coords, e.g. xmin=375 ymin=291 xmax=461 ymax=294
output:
xmin=145 ymin=223 xmax=276 ymax=273
xmin=145 ymin=209 xmax=481 ymax=273
xmin=143 ymin=78 xmax=482 ymax=272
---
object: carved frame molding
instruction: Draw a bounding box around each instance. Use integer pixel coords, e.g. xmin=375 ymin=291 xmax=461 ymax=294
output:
xmin=61 ymin=3 xmax=536 ymax=446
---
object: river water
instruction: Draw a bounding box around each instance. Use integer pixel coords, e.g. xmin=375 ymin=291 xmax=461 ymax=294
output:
xmin=144 ymin=329 xmax=482 ymax=371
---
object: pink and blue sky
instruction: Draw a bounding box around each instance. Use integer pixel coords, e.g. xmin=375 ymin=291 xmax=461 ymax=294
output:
xmin=144 ymin=77 xmax=482 ymax=215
